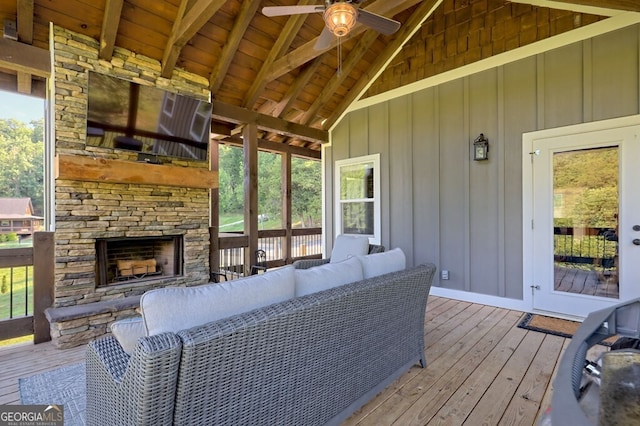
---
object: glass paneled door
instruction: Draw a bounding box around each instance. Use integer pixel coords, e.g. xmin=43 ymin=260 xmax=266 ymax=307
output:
xmin=528 ymin=124 xmax=640 ymax=318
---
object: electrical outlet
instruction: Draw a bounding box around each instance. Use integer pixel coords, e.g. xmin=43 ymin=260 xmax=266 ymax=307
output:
xmin=441 ymin=270 xmax=449 ymax=280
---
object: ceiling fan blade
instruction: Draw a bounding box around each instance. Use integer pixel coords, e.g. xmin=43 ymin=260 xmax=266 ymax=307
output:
xmin=262 ymin=5 xmax=324 ymax=17
xmin=356 ymin=9 xmax=401 ymax=35
xmin=314 ymin=26 xmax=334 ymax=51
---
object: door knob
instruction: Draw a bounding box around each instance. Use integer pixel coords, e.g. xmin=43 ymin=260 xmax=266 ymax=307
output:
xmin=634 ymin=239 xmax=640 ymax=246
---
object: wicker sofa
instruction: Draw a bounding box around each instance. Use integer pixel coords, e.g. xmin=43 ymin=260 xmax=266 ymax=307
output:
xmin=86 ymin=260 xmax=436 ymax=425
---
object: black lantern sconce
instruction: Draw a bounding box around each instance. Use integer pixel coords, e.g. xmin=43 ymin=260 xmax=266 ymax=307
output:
xmin=473 ymin=133 xmax=489 ymax=161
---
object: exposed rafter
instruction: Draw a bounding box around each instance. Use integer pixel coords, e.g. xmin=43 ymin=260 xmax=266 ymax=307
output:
xmin=301 ymin=31 xmax=379 ymax=126
xmin=16 ymin=0 xmax=34 ymax=94
xmin=99 ymin=0 xmax=123 ymax=60
xmin=209 ymin=0 xmax=261 ymax=93
xmin=161 ymin=0 xmax=226 ymax=78
xmin=242 ymin=0 xmax=317 ymax=109
xmin=552 ymin=0 xmax=640 ymax=11
xmin=16 ymin=0 xmax=33 ymax=44
xmin=326 ymin=0 xmax=442 ymax=129
xmin=266 ymin=0 xmax=422 ymax=83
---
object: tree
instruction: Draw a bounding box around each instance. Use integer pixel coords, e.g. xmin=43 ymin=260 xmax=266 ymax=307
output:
xmin=0 ymin=118 xmax=45 ymax=215
xmin=292 ymin=157 xmax=321 ymax=227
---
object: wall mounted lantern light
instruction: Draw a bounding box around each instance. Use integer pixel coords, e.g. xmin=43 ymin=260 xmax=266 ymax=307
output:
xmin=473 ymin=133 xmax=489 ymax=161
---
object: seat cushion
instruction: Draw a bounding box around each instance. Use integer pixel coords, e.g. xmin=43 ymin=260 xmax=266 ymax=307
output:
xmin=295 ymin=256 xmax=364 ymax=297
xmin=330 ymin=234 xmax=370 ymax=263
xmin=140 ymin=266 xmax=296 ymax=336
xmin=357 ymin=248 xmax=406 ymax=279
xmin=110 ymin=316 xmax=146 ymax=354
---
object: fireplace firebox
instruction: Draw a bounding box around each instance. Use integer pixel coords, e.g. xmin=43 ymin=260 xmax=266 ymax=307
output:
xmin=96 ymin=236 xmax=183 ymax=286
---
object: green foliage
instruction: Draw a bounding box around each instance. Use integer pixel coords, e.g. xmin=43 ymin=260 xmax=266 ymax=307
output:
xmin=0 ymin=118 xmax=45 ymax=215
xmin=553 ymin=147 xmax=618 ymax=228
xmin=292 ymin=157 xmax=321 ymax=227
xmin=0 ymin=266 xmax=33 ymax=320
xmin=218 ymin=145 xmax=321 ymax=230
xmin=6 ymin=232 xmax=18 ymax=242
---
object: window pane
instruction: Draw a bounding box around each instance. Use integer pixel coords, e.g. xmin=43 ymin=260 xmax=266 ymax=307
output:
xmin=218 ymin=144 xmax=244 ymax=232
xmin=258 ymin=151 xmax=282 ymax=230
xmin=341 ymin=202 xmax=374 ymax=235
xmin=340 ymin=162 xmax=374 ymax=200
xmin=292 ymin=157 xmax=321 ymax=228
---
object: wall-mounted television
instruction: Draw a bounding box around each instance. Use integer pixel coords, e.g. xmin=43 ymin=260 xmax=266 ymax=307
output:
xmin=86 ymin=71 xmax=212 ymax=161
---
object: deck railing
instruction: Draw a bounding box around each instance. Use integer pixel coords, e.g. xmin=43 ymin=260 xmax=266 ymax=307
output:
xmin=554 ymin=226 xmax=617 ymax=269
xmin=216 ymin=227 xmax=322 ymax=280
xmin=0 ymin=232 xmax=53 ymax=342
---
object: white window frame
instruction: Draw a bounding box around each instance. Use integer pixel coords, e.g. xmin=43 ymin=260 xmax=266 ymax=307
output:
xmin=334 ymin=153 xmax=381 ymax=245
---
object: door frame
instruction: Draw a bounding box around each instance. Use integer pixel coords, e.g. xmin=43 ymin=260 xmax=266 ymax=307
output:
xmin=523 ymin=114 xmax=640 ymax=318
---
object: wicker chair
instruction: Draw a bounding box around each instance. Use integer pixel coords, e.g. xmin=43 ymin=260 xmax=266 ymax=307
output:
xmin=293 ymin=243 xmax=385 ymax=269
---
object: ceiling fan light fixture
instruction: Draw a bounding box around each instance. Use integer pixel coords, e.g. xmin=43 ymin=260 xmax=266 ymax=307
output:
xmin=324 ymin=3 xmax=357 ymax=37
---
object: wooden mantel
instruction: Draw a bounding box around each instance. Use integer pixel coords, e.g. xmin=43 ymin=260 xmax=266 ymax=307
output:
xmin=55 ymin=154 xmax=218 ymax=189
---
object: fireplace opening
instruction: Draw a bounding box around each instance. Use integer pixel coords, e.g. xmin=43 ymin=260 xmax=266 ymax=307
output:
xmin=96 ymin=236 xmax=183 ymax=286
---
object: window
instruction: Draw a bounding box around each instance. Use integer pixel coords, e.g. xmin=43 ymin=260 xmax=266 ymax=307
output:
xmin=335 ymin=154 xmax=380 ymax=244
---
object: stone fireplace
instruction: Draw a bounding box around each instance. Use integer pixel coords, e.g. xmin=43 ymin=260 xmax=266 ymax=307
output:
xmin=48 ymin=26 xmax=217 ymax=348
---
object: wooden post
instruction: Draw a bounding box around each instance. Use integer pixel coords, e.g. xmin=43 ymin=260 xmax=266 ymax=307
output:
xmin=210 ymin=140 xmax=220 ymax=280
xmin=33 ymin=231 xmax=54 ymax=343
xmin=282 ymin=151 xmax=292 ymax=263
xmin=244 ymin=123 xmax=259 ymax=274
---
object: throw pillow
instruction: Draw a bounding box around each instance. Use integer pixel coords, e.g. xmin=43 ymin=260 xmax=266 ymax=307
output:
xmin=295 ymin=256 xmax=364 ymax=297
xmin=357 ymin=247 xmax=406 ymax=279
xmin=141 ymin=265 xmax=296 ymax=336
xmin=110 ymin=316 xmax=146 ymax=354
xmin=329 ymin=234 xmax=369 ymax=263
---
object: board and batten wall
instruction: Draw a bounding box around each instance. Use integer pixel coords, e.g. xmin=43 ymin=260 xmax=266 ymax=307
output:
xmin=325 ymin=22 xmax=640 ymax=305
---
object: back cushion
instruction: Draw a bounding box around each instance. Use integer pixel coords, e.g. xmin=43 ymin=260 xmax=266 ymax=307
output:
xmin=330 ymin=234 xmax=369 ymax=263
xmin=357 ymin=248 xmax=406 ymax=279
xmin=295 ymin=256 xmax=364 ymax=297
xmin=141 ymin=266 xmax=296 ymax=336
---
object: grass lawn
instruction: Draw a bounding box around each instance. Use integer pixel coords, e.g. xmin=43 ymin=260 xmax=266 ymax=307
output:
xmin=0 ymin=266 xmax=34 ymax=320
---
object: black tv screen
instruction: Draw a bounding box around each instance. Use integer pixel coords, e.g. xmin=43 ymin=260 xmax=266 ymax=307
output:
xmin=86 ymin=72 xmax=212 ymax=161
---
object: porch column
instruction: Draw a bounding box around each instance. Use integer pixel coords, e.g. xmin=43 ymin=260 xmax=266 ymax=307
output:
xmin=209 ymin=140 xmax=220 ymax=280
xmin=243 ymin=123 xmax=259 ymax=272
xmin=282 ymin=151 xmax=292 ymax=263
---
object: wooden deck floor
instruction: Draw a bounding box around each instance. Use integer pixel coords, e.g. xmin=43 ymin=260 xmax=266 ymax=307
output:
xmin=0 ymin=297 xmax=604 ymax=425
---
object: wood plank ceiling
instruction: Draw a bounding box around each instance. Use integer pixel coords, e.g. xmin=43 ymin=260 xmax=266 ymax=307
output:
xmin=0 ymin=0 xmax=638 ymax=151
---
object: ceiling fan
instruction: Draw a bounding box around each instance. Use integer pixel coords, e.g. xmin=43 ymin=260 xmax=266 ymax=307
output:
xmin=262 ymin=1 xmax=401 ymax=50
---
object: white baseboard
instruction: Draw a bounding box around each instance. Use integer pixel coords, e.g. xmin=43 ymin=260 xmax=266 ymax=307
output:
xmin=429 ymin=286 xmax=529 ymax=312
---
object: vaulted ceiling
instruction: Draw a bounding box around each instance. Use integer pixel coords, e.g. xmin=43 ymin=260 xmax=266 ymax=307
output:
xmin=0 ymin=0 xmax=638 ymax=152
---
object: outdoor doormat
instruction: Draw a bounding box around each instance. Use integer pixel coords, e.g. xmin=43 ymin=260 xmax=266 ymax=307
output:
xmin=517 ymin=313 xmax=617 ymax=345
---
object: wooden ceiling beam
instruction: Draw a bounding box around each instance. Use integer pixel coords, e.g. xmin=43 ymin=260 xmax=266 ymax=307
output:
xmin=242 ymin=0 xmax=317 ymax=109
xmin=99 ymin=0 xmax=124 ymax=60
xmin=162 ymin=0 xmax=226 ymax=78
xmin=17 ymin=0 xmax=34 ymax=44
xmin=222 ymin=136 xmax=321 ymax=160
xmin=210 ymin=1 xmax=261 ymax=93
xmin=266 ymin=0 xmax=421 ymax=82
xmin=272 ymin=58 xmax=323 ymax=118
xmin=0 ymin=38 xmax=49 ymax=78
xmin=550 ymin=0 xmax=640 ymax=12
xmin=17 ymin=71 xmax=31 ymax=94
xmin=212 ymin=100 xmax=328 ymax=144
xmin=326 ymin=0 xmax=441 ymax=128
xmin=301 ymin=31 xmax=379 ymax=126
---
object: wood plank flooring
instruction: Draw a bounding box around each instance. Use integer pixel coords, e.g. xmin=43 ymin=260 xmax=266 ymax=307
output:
xmin=0 ymin=297 xmax=605 ymax=425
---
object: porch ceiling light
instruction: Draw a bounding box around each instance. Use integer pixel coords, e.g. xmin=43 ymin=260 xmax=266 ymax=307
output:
xmin=324 ymin=3 xmax=357 ymax=37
